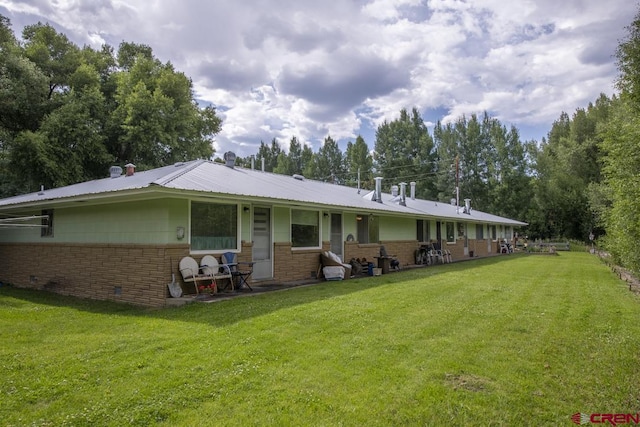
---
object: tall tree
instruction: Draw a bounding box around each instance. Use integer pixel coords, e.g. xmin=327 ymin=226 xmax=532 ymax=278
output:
xmin=0 ymin=20 xmax=221 ymax=194
xmin=374 ymin=108 xmax=436 ymax=199
xmin=433 ymin=120 xmax=458 ymax=204
xmin=433 ymin=112 xmax=532 ymax=221
xmin=596 ymin=8 xmax=640 ymax=273
xmin=344 ymin=135 xmax=373 ymax=190
xmin=530 ymin=97 xmax=610 ymax=240
xmin=274 ymin=136 xmax=305 ymax=175
xmin=256 ymin=138 xmax=282 ymax=172
xmin=21 ymin=22 xmax=81 ymax=100
xmin=304 ymin=136 xmax=345 ymax=182
xmin=107 ymin=43 xmax=218 ymax=167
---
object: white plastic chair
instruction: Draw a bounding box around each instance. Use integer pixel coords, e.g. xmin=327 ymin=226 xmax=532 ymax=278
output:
xmin=200 ymin=255 xmax=233 ymax=291
xmin=179 ymin=256 xmax=214 ymax=294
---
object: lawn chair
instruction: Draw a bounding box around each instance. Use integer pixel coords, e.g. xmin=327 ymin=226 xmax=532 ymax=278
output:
xmin=221 ymin=252 xmax=254 ymax=291
xmin=179 ymin=256 xmax=215 ymax=294
xmin=200 ymin=255 xmax=233 ymax=291
xmin=429 ymin=242 xmax=445 ymax=264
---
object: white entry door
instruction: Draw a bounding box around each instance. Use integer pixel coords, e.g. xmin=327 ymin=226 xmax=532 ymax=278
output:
xmin=252 ymin=207 xmax=272 ymax=280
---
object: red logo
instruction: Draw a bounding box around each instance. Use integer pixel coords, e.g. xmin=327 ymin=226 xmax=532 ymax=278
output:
xmin=572 ymin=413 xmax=640 ymax=426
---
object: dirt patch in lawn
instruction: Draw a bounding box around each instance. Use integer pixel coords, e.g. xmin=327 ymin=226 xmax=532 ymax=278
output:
xmin=444 ymin=373 xmax=492 ymax=392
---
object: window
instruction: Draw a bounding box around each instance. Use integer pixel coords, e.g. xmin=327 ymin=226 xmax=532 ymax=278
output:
xmin=190 ymin=202 xmax=238 ymax=251
xmin=417 ymin=219 xmax=430 ymax=242
xmin=41 ymin=209 xmax=53 ymax=237
xmin=357 ymin=214 xmax=379 ymax=244
xmin=491 ymin=225 xmax=497 ymax=240
xmin=476 ymin=224 xmax=484 ymax=240
xmin=457 ymin=222 xmax=465 ymax=238
xmin=291 ymin=209 xmax=319 ymax=248
xmin=446 ymin=222 xmax=455 ymax=243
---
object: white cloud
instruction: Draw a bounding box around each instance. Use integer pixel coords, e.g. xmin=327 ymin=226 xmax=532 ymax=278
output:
xmin=0 ymin=0 xmax=635 ymax=157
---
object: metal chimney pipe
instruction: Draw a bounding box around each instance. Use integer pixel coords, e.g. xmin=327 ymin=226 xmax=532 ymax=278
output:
xmin=410 ymin=182 xmax=416 ymax=200
xmin=125 ymin=163 xmax=136 ymax=176
xmin=261 ymin=157 xmax=265 ymax=172
xmin=399 ymin=182 xmax=407 ymax=206
xmin=374 ymin=177 xmax=383 ymax=203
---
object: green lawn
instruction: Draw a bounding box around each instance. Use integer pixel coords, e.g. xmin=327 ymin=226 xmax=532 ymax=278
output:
xmin=1 ymin=253 xmax=639 ymax=426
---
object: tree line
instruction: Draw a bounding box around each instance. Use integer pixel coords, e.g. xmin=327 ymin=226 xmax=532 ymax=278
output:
xmin=1 ymin=12 xmax=639 ymax=273
xmin=0 ymin=16 xmax=220 ymax=197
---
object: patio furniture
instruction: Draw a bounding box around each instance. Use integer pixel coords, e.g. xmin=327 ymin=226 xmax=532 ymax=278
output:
xmin=320 ymin=251 xmax=352 ymax=280
xmin=179 ymin=256 xmax=215 ymax=294
xmin=221 ymin=252 xmax=254 ymax=291
xmin=429 ymin=242 xmax=445 ymax=264
xmin=200 ymin=255 xmax=233 ymax=291
xmin=376 ymin=246 xmax=399 ymax=274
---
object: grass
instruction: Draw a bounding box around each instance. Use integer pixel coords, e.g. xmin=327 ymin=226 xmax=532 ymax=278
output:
xmin=1 ymin=253 xmax=639 ymax=426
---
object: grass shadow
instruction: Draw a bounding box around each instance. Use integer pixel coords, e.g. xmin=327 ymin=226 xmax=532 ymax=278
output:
xmin=0 ymin=254 xmax=527 ymax=327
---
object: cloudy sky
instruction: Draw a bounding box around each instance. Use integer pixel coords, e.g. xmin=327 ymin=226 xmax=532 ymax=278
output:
xmin=0 ymin=0 xmax=636 ymax=158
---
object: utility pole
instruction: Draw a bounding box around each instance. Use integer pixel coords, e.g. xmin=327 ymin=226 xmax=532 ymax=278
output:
xmin=455 ymin=154 xmax=460 ymax=213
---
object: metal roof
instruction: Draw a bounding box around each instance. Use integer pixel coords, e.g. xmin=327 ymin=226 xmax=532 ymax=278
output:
xmin=0 ymin=160 xmax=527 ymax=226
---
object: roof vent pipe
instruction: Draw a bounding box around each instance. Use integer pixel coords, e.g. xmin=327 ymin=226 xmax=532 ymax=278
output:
xmin=224 ymin=151 xmax=236 ymax=168
xmin=410 ymin=182 xmax=416 ymax=200
xmin=125 ymin=163 xmax=136 ymax=177
xmin=391 ymin=185 xmax=399 ymax=197
xmin=251 ymin=156 xmax=255 ymax=170
xmin=374 ymin=177 xmax=383 ymax=203
xmin=109 ymin=166 xmax=123 ymax=178
xmin=464 ymin=198 xmax=471 ymax=214
xmin=399 ymin=182 xmax=407 ymax=207
xmin=261 ymin=157 xmax=265 ymax=172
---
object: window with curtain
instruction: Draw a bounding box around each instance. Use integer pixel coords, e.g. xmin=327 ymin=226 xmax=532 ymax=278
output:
xmin=190 ymin=202 xmax=238 ymax=251
xmin=291 ymin=209 xmax=319 ymax=248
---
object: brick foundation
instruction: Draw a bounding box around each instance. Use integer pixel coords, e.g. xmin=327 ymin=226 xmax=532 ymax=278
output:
xmin=0 ymin=243 xmax=190 ymax=308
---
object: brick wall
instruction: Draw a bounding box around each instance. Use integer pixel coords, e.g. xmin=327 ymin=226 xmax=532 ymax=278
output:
xmin=0 ymin=242 xmax=190 ymax=308
xmin=344 ymin=240 xmax=422 ymax=267
xmin=445 ymin=240 xmax=465 ymax=260
xmin=344 ymin=242 xmax=380 ymax=265
xmin=273 ymin=241 xmax=328 ymax=282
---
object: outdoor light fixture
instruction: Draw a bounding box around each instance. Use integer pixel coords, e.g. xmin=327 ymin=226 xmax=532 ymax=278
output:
xmin=176 ymin=226 xmax=185 ymax=240
xmin=243 ymin=206 xmax=250 ymax=213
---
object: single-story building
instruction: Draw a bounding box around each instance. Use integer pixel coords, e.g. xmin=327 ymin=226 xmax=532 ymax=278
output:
xmin=0 ymin=156 xmax=526 ymax=307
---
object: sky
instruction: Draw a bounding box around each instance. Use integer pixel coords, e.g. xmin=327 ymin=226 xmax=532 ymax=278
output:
xmin=0 ymin=0 xmax=636 ymax=159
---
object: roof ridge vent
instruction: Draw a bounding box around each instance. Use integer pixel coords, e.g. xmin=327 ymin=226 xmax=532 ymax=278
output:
xmin=109 ymin=166 xmax=123 ymax=178
xmin=293 ymin=174 xmax=305 ymax=181
xmin=224 ymin=151 xmax=237 ymax=168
